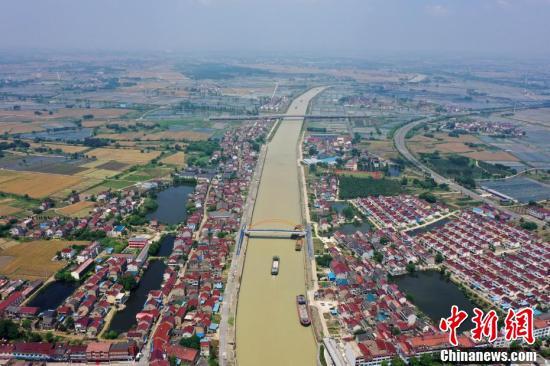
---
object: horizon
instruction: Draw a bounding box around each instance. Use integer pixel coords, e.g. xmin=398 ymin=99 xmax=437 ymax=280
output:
xmin=1 ymin=0 xmax=550 ymax=59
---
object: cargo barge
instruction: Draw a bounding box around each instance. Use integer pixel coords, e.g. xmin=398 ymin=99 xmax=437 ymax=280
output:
xmin=271 ymin=256 xmax=280 ymax=275
xmin=296 ymin=294 xmax=311 ymax=326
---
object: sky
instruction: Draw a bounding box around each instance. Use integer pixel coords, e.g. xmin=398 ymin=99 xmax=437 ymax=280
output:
xmin=1 ymin=0 xmax=550 ymax=57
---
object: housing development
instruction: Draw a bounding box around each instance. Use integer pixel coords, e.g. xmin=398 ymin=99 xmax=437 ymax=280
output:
xmin=0 ymin=3 xmax=549 ymax=363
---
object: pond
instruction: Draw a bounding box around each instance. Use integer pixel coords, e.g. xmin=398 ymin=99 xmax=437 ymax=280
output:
xmin=337 ymin=222 xmax=371 ymax=235
xmin=157 ymin=234 xmax=175 ymax=257
xmin=146 ymin=184 xmax=194 ymax=225
xmin=109 ymin=260 xmax=167 ymax=334
xmin=28 ymin=281 xmax=78 ymax=312
xmin=394 ymin=270 xmax=476 ymax=332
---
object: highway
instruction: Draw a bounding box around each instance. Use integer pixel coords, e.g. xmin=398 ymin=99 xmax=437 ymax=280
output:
xmin=393 ymin=117 xmax=519 ymax=219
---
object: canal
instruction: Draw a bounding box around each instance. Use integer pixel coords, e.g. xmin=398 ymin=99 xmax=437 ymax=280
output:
xmin=236 ymin=88 xmax=325 ymax=366
xmin=28 ymin=281 xmax=78 ymax=312
xmin=394 ymin=270 xmax=476 ymax=332
xmin=157 ymin=234 xmax=175 ymax=257
xmin=146 ymin=184 xmax=194 ymax=225
xmin=109 ymin=260 xmax=167 ymax=334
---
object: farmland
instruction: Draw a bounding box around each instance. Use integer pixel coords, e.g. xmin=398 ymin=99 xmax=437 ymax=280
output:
xmin=0 ymin=240 xmax=89 ymax=280
xmin=160 ymin=151 xmax=185 ymax=166
xmin=56 ymin=201 xmax=96 ymax=218
xmin=87 ymin=148 xmax=161 ymax=165
xmin=408 ymin=132 xmax=519 ymax=162
xmin=0 ymin=170 xmax=82 ymax=198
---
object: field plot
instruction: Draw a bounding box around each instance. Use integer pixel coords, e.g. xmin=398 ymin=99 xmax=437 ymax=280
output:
xmin=408 ymin=132 xmax=519 ymax=162
xmin=0 ymin=199 xmax=22 ymax=216
xmin=463 ymin=151 xmax=519 ymax=162
xmin=360 ymin=140 xmax=398 ymax=159
xmin=56 ymin=201 xmax=95 ymax=218
xmin=510 ymin=108 xmax=550 ymax=126
xmin=87 ymin=148 xmax=161 ymax=165
xmin=0 ymin=152 xmax=91 ymax=175
xmin=41 ymin=143 xmax=89 ymax=154
xmin=97 ymin=130 xmax=210 ymax=141
xmin=161 ymin=152 xmax=185 ymax=166
xmin=481 ymin=177 xmax=550 ymax=203
xmin=0 ymin=108 xmax=131 ymax=123
xmin=0 ymin=170 xmax=82 ymax=198
xmin=96 ymin=161 xmax=129 ymax=171
xmin=76 ymin=168 xmax=120 ymax=180
xmin=0 ymin=121 xmax=46 ymax=134
xmin=0 ymin=240 xmax=89 ymax=280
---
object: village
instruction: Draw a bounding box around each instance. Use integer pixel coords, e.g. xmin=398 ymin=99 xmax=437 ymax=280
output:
xmin=302 ymin=127 xmax=549 ymax=365
xmin=0 ymin=119 xmax=273 ymax=364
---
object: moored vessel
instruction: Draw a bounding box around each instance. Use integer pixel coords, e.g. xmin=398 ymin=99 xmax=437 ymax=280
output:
xmin=296 ymin=294 xmax=311 ymax=326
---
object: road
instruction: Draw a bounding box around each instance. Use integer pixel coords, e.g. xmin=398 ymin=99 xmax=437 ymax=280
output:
xmin=393 ymin=118 xmax=519 ymax=218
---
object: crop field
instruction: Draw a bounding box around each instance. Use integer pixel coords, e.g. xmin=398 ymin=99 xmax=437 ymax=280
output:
xmin=0 ymin=199 xmax=22 ymax=216
xmin=360 ymin=140 xmax=398 ymax=159
xmin=40 ymin=143 xmax=90 ymax=154
xmin=0 ymin=108 xmax=131 ymax=122
xmin=463 ymin=151 xmax=519 ymax=162
xmin=120 ymin=166 xmax=173 ymax=182
xmin=96 ymin=161 xmax=129 ymax=171
xmin=510 ymin=108 xmax=550 ymax=126
xmin=97 ymin=130 xmax=210 ymax=141
xmin=87 ymin=148 xmax=161 ymax=165
xmin=0 ymin=240 xmax=89 ymax=280
xmin=56 ymin=201 xmax=96 ymax=217
xmin=76 ymin=168 xmax=120 ymax=180
xmin=161 ymin=152 xmax=185 ymax=166
xmin=0 ymin=121 xmax=47 ymax=134
xmin=408 ymin=132 xmax=519 ymax=162
xmin=0 ymin=170 xmax=82 ymax=198
xmin=0 ymin=153 xmax=92 ymax=175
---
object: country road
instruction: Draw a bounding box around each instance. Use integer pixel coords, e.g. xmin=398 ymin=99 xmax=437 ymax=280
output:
xmin=393 ymin=117 xmax=519 ymax=219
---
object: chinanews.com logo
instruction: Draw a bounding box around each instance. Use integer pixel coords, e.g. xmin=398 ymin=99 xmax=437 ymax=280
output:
xmin=437 ymin=305 xmax=539 ymax=364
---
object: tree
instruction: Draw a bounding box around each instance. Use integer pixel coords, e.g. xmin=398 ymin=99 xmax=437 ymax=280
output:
xmin=119 ymin=274 xmax=137 ymax=291
xmin=21 ymin=319 xmax=32 ymax=330
xmin=104 ymin=330 xmax=119 ymax=339
xmin=179 ymin=334 xmax=201 ymax=349
xmin=520 ymin=221 xmax=537 ymax=231
xmin=419 ymin=191 xmax=437 ymax=203
xmin=342 ymin=206 xmax=355 ymax=221
xmin=45 ymin=331 xmax=55 ymax=343
xmin=435 ymin=252 xmax=444 ymax=264
xmin=406 ymin=262 xmax=416 ymax=274
xmin=0 ymin=319 xmax=20 ymax=340
xmin=390 ymin=357 xmax=406 ymax=366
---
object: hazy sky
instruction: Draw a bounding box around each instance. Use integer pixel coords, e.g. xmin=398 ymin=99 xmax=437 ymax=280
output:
xmin=1 ymin=0 xmax=550 ymax=57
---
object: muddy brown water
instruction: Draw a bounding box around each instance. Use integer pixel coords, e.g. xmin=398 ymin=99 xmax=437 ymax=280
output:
xmin=236 ymin=87 xmax=325 ymax=366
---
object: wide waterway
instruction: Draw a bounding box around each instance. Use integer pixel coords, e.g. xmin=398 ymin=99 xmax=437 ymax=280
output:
xmin=236 ymin=87 xmax=325 ymax=366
